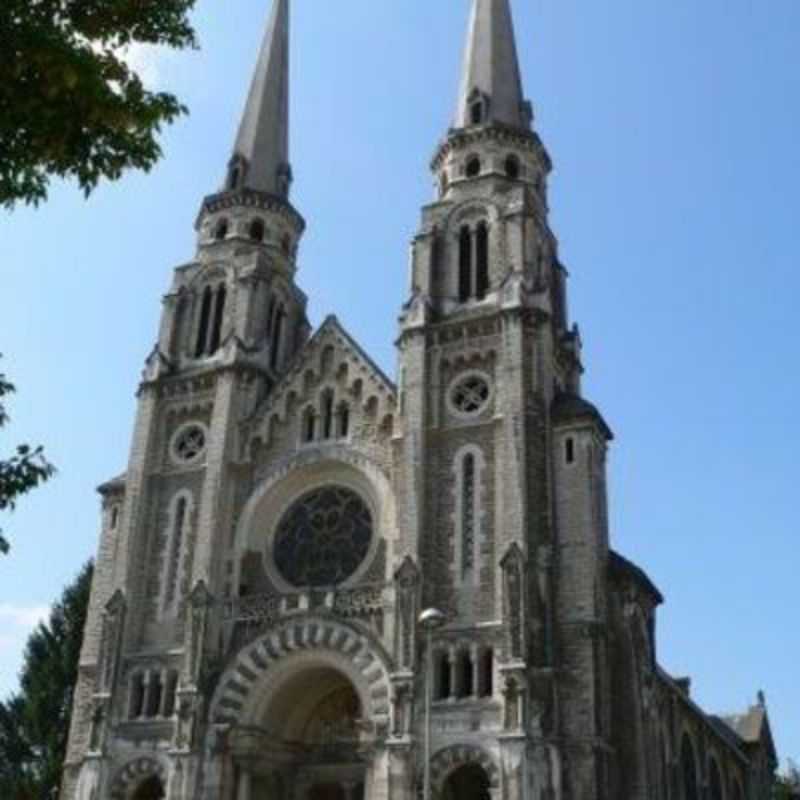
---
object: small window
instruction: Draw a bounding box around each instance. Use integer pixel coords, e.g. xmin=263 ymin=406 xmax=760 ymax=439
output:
xmin=303 ymin=408 xmax=316 ymax=443
xmin=110 ymin=506 xmax=119 ymax=530
xmin=457 ymin=650 xmax=473 ymax=698
xmin=249 ymin=219 xmax=265 ymax=242
xmin=214 ymin=219 xmax=229 ymax=241
xmin=505 ymin=154 xmax=521 ymax=180
xmin=471 ymin=101 xmax=483 ymax=125
xmin=228 ymin=167 xmax=240 ymax=190
xmin=437 ymin=652 xmax=452 ymax=700
xmin=129 ymin=673 xmax=145 ymax=719
xmin=338 ymin=404 xmax=350 ymax=438
xmin=565 ymin=437 xmax=575 ymax=465
xmin=481 ymin=649 xmax=494 ymax=697
xmin=321 ymin=391 xmax=334 ymax=440
xmin=466 ymin=157 xmax=481 ymax=178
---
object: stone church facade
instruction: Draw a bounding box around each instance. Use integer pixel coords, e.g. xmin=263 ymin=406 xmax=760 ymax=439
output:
xmin=62 ymin=1 xmax=778 ymax=799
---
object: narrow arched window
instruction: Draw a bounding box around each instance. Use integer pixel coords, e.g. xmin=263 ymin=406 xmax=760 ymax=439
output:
xmin=195 ymin=286 xmax=213 ymax=357
xmin=163 ymin=497 xmax=187 ymax=615
xmin=481 ymin=649 xmax=494 ymax=697
xmin=471 ymin=101 xmax=483 ymax=125
xmin=505 ymin=154 xmax=521 ymax=180
xmin=437 ymin=652 xmax=452 ymax=700
xmin=321 ymin=391 xmax=335 ymax=439
xmin=163 ymin=671 xmax=178 ymax=718
xmin=249 ymin=218 xmax=265 ymax=242
xmin=146 ymin=672 xmax=163 ymax=718
xmin=208 ymin=285 xmax=226 ymax=355
xmin=466 ymin=156 xmax=481 ymax=178
xmin=459 ymin=226 xmax=473 ymax=302
xmin=681 ymin=735 xmax=699 ymax=800
xmin=462 ymin=453 xmax=476 ymax=575
xmin=110 ymin=506 xmax=119 ymax=530
xmin=475 ymin=222 xmax=489 ymax=299
xmin=709 ymin=760 xmax=723 ymax=800
xmin=457 ymin=650 xmax=473 ymax=698
xmin=214 ymin=219 xmax=229 ymax=241
xmin=228 ymin=167 xmax=240 ymax=190
xmin=565 ymin=437 xmax=576 ymax=465
xmin=338 ymin=404 xmax=350 ymax=438
xmin=129 ymin=673 xmax=145 ymax=719
xmin=303 ymin=407 xmax=316 ymax=443
xmin=270 ymin=306 xmax=286 ymax=370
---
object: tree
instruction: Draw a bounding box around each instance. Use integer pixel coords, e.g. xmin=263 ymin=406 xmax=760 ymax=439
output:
xmin=0 ymin=562 xmax=93 ymax=799
xmin=0 ymin=0 xmax=197 ymax=208
xmin=0 ymin=357 xmax=55 ymax=554
xmin=776 ymin=762 xmax=800 ymax=799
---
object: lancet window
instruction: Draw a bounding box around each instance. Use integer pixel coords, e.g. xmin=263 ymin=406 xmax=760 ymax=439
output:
xmin=454 ymin=446 xmax=484 ymax=584
xmin=161 ymin=492 xmax=192 ymax=617
xmin=433 ymin=646 xmax=494 ymax=702
xmin=458 ymin=222 xmax=490 ymax=302
xmin=195 ymin=283 xmax=227 ymax=358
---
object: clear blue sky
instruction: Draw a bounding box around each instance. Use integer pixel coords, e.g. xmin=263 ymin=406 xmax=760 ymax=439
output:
xmin=1 ymin=0 xmax=798 ymax=768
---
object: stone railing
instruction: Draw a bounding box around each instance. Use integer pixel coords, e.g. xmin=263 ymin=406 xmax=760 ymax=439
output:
xmin=221 ymin=583 xmax=388 ymax=653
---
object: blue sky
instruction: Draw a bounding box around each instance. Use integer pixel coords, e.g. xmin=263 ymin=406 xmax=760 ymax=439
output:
xmin=1 ymin=0 xmax=798 ymax=768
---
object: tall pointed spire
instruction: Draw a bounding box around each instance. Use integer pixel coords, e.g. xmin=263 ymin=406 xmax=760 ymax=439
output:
xmin=228 ymin=0 xmax=291 ymax=197
xmin=455 ymin=0 xmax=531 ymax=131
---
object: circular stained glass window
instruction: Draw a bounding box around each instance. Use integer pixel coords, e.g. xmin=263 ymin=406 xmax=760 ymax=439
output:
xmin=273 ymin=487 xmax=373 ymax=588
xmin=171 ymin=423 xmax=207 ymax=464
xmin=450 ymin=373 xmax=491 ymax=416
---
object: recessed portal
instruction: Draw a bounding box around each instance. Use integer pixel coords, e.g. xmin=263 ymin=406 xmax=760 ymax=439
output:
xmin=132 ymin=776 xmax=165 ymax=800
xmin=442 ymin=764 xmax=491 ymax=800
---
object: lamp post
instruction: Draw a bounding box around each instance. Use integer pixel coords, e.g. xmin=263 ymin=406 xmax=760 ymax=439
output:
xmin=419 ymin=607 xmax=446 ymax=800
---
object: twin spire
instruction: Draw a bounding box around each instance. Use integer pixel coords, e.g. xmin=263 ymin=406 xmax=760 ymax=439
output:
xmin=227 ymin=0 xmax=529 ymax=195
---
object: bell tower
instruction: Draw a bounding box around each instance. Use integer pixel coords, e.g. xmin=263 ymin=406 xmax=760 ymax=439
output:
xmin=397 ymin=0 xmax=613 ymax=797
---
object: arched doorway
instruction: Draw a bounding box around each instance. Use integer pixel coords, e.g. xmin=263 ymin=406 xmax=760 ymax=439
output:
xmin=232 ymin=664 xmax=369 ymax=800
xmin=442 ymin=764 xmax=491 ymax=800
xmin=132 ymin=776 xmax=165 ymax=800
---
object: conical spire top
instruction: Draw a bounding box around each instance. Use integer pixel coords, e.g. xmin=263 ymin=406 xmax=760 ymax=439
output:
xmin=227 ymin=0 xmax=292 ymax=198
xmin=455 ymin=0 xmax=531 ymax=131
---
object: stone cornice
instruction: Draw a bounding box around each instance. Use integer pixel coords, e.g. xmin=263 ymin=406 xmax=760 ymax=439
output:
xmin=196 ymin=188 xmax=306 ymax=235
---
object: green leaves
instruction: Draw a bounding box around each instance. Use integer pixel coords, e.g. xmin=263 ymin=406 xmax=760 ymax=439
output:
xmin=0 ymin=563 xmax=93 ymax=798
xmin=0 ymin=0 xmax=197 ymax=207
xmin=0 ymin=357 xmax=55 ymax=554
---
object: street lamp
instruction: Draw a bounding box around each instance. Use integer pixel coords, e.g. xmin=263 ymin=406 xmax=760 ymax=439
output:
xmin=419 ymin=607 xmax=446 ymax=800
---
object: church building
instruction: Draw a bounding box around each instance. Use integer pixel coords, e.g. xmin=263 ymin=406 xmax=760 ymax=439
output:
xmin=62 ymin=1 xmax=778 ymax=798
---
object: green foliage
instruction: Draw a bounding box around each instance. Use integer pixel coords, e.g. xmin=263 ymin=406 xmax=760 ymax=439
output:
xmin=776 ymin=762 xmax=800 ymax=799
xmin=0 ymin=357 xmax=55 ymax=554
xmin=0 ymin=562 xmax=93 ymax=799
xmin=0 ymin=0 xmax=198 ymax=208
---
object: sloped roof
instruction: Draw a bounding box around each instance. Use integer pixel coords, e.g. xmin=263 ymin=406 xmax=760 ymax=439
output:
xmin=97 ymin=472 xmax=127 ymax=494
xmin=609 ymin=550 xmax=664 ymax=605
xmin=551 ymin=392 xmax=614 ymax=440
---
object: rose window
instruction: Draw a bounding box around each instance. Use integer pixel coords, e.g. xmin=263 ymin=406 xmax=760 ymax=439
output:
xmin=172 ymin=424 xmax=207 ymax=464
xmin=273 ymin=487 xmax=373 ymax=588
xmin=451 ymin=374 xmax=491 ymax=416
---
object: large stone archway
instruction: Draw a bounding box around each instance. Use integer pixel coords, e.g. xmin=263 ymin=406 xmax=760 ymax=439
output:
xmin=210 ymin=616 xmax=392 ymax=728
xmin=208 ymin=616 xmax=393 ymax=800
xmin=109 ymin=757 xmax=167 ymax=800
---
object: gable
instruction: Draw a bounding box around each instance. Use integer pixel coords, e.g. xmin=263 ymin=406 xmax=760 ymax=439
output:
xmin=245 ymin=315 xmax=397 ymax=447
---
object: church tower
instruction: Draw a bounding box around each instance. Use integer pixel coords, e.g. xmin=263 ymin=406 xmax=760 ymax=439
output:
xmin=62 ymin=2 xmax=779 ymax=799
xmin=398 ymin=0 xmax=613 ymax=795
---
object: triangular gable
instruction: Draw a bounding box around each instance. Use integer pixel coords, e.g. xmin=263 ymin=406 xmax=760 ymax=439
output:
xmin=247 ymin=315 xmax=397 ymax=438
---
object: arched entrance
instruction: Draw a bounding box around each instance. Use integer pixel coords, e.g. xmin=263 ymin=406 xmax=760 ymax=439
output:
xmin=442 ymin=764 xmax=491 ymax=800
xmin=132 ymin=776 xmax=165 ymax=800
xmin=230 ymin=664 xmax=369 ymax=800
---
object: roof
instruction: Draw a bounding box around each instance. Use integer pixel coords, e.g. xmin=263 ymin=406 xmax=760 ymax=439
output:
xmin=551 ymin=392 xmax=614 ymax=440
xmin=609 ymin=550 xmax=664 ymax=605
xmin=97 ymin=472 xmax=126 ymax=494
xmin=455 ymin=0 xmax=530 ymax=130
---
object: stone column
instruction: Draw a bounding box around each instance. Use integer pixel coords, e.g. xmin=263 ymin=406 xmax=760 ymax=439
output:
xmin=471 ymin=644 xmax=480 ymax=698
xmin=236 ymin=768 xmax=252 ymax=800
xmin=448 ymin=646 xmax=458 ymax=701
